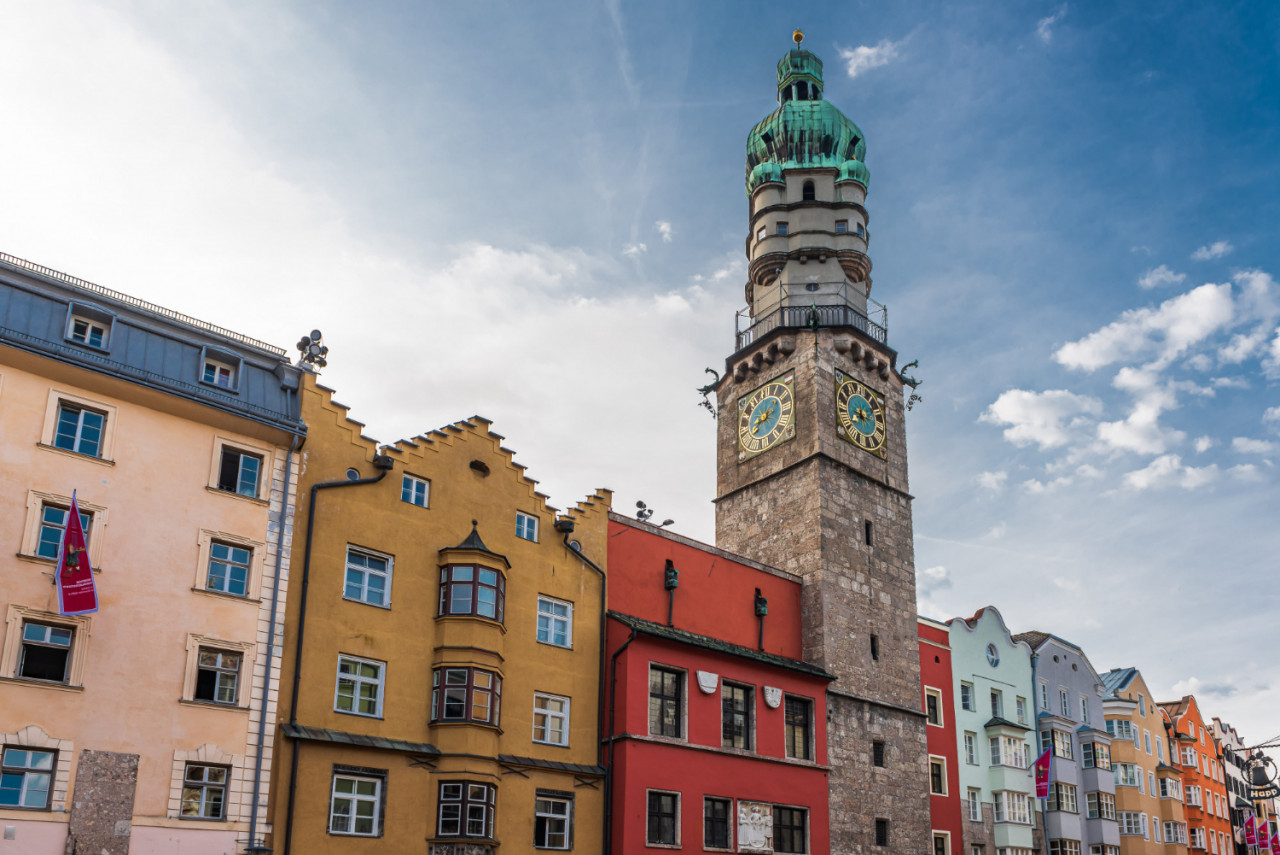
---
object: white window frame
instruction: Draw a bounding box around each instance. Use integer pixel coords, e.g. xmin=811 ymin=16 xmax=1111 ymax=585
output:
xmin=181 ymin=633 xmax=254 ymax=709
xmin=968 ymin=788 xmax=981 ymax=821
xmin=401 ymin=474 xmax=429 ymax=507
xmin=343 ymin=545 xmax=393 ymax=608
xmin=1039 ymin=680 xmax=1049 ymax=711
xmin=925 ymin=686 xmax=944 ymax=726
xmin=960 ymin=682 xmax=974 ymax=711
xmin=65 ymin=314 xmax=110 ymax=350
xmin=40 ymin=390 xmax=118 ymax=462
xmin=20 ymin=491 xmax=107 ymax=567
xmin=334 ymin=654 xmax=385 ymax=718
xmin=516 ymin=511 xmax=539 ymax=542
xmin=535 ymin=792 xmax=573 ymax=850
xmin=199 ymin=348 xmax=241 ymax=392
xmin=1059 ymin=688 xmax=1069 ymax=717
xmin=964 ymin=732 xmax=977 ymax=765
xmin=208 ymin=436 xmax=271 ymax=501
xmin=536 ymin=596 xmax=573 ymax=648
xmin=2 ymin=606 xmax=92 ymax=688
xmin=329 ymin=772 xmax=382 ymax=836
xmin=533 ymin=693 xmax=570 ymax=747
xmin=193 ymin=530 xmax=266 ymax=601
xmin=180 ymin=762 xmax=230 ymax=820
xmin=1016 ymin=696 xmax=1027 ymax=724
xmin=929 ymin=755 xmax=948 ymax=795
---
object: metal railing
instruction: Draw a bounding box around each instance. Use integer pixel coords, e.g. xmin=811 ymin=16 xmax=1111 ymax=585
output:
xmin=735 ymin=288 xmax=887 ymax=352
xmin=0 ymin=251 xmax=287 ymax=356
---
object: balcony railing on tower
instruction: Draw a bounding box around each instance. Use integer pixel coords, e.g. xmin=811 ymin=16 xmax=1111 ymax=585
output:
xmin=735 ymin=280 xmax=887 ymax=352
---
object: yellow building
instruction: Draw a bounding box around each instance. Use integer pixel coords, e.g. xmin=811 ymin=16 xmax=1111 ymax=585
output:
xmin=269 ymin=375 xmax=609 ymax=853
xmin=1101 ymin=668 xmax=1189 ymax=855
xmin=0 ymin=253 xmax=305 ymax=854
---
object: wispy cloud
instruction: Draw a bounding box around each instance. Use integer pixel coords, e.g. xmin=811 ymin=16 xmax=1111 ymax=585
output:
xmin=1123 ymin=454 xmax=1218 ymax=491
xmin=1265 ymin=406 xmax=1280 ymax=430
xmin=1232 ymin=437 xmax=1277 ymax=454
xmin=655 ymin=220 xmax=673 ymax=243
xmin=1037 ymin=5 xmax=1068 ymax=43
xmin=838 ymin=38 xmax=903 ymax=79
xmin=1138 ymin=264 xmax=1186 ymax=290
xmin=981 ymin=389 xmax=1103 ymax=450
xmin=917 ymin=565 xmax=952 ymax=599
xmin=976 ymin=470 xmax=1008 ymax=493
xmin=622 ymin=242 xmax=647 ymax=259
xmin=1192 ymin=240 xmax=1234 ymax=261
xmin=1193 ymin=436 xmax=1216 ymax=453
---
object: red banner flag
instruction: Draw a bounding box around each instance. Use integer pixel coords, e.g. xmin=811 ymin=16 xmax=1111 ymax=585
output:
xmin=1034 ymin=748 xmax=1052 ymax=798
xmin=56 ymin=492 xmax=98 ymax=616
xmin=1261 ymin=829 xmax=1272 ymax=852
xmin=1245 ymin=816 xmax=1258 ymax=847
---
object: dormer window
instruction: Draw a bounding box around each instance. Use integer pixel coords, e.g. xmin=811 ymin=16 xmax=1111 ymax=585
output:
xmin=64 ymin=302 xmax=115 ymax=351
xmin=200 ymin=347 xmax=242 ymax=392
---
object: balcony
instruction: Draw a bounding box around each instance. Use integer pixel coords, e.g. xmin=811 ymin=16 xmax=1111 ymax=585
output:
xmin=736 ymin=282 xmax=887 ymax=352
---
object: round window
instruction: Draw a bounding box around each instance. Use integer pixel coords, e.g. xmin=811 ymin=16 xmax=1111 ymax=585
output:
xmin=986 ymin=643 xmax=1000 ymax=667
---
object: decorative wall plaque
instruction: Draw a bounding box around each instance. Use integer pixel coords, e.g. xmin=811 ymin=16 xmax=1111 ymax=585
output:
xmin=763 ymin=686 xmax=782 ymax=709
xmin=696 ymin=671 xmax=719 ymax=694
xmin=737 ymin=801 xmax=774 ymax=853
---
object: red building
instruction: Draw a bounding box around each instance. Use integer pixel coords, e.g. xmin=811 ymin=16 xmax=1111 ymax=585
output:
xmin=604 ymin=512 xmax=834 ymax=854
xmin=919 ymin=616 xmax=964 ymax=855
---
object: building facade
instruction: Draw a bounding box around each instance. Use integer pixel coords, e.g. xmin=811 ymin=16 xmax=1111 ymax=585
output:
xmin=1160 ymin=697 xmax=1232 ymax=855
xmin=1014 ymin=632 xmax=1120 ymax=855
xmin=605 ymin=513 xmax=833 ymax=853
xmin=1209 ymin=719 xmax=1251 ymax=855
xmin=267 ymin=376 xmax=609 ymax=853
xmin=921 ymin=616 xmax=964 ymax=855
xmin=949 ymin=607 xmax=1038 ymax=855
xmin=712 ymin=39 xmax=930 ymax=855
xmin=0 ymin=252 xmax=304 ymax=853
xmin=1100 ymin=668 xmax=1188 ymax=855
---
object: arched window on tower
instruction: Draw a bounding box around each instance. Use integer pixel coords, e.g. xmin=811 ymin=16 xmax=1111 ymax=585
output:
xmin=803 ymin=181 xmax=816 ymax=202
xmin=796 ymin=81 xmax=809 ymax=100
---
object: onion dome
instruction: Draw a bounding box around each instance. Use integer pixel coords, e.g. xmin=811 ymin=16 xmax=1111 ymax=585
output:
xmin=745 ymin=43 xmax=870 ymax=193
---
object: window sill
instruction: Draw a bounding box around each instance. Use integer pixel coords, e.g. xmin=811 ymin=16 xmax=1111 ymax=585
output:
xmin=342 ymin=596 xmax=391 ymax=610
xmin=644 ymin=843 xmax=681 ymax=850
xmin=531 ymin=740 xmax=571 ymax=749
xmin=191 ymin=587 xmax=261 ymax=604
xmin=334 ymin=710 xmax=384 ymax=721
xmin=427 ymin=837 xmax=496 ymax=845
xmin=36 ymin=443 xmax=115 ymax=467
xmin=535 ymin=639 xmax=573 ymax=650
xmin=205 ymin=486 xmax=268 ymax=506
xmin=429 ymin=720 xmax=503 ymax=734
xmin=0 ymin=675 xmax=84 ymax=693
xmin=178 ymin=698 xmax=250 ymax=713
xmin=16 ymin=553 xmax=104 ymax=573
xmin=199 ymin=381 xmax=241 ymax=395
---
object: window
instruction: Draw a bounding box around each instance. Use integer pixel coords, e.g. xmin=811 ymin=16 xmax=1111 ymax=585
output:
xmin=1111 ymin=719 xmax=1134 ymax=740
xmin=35 ymin=503 xmax=91 ymax=561
xmin=1052 ymin=729 xmax=1073 ymax=759
xmin=1138 ymin=694 xmax=1146 ymax=715
xmin=775 ymin=806 xmax=808 ymax=853
xmin=202 ymin=359 xmax=236 ymax=389
xmin=776 ymin=222 xmax=788 ymax=235
xmin=784 ymin=695 xmax=812 ymax=760
xmin=1116 ymin=763 xmax=1141 ymax=787
xmin=1081 ymin=696 xmax=1090 ymax=723
xmin=1016 ymin=697 xmax=1027 ymax=724
xmin=1160 ymin=777 xmax=1181 ymax=799
xmin=533 ymin=694 xmax=569 ymax=746
xmin=53 ymin=403 xmax=105 ymax=457
xmin=536 ymin=596 xmax=572 ymax=647
xmin=960 ymin=682 xmax=974 ymax=711
xmin=835 ymin=220 xmax=848 ymax=233
xmin=1059 ymin=689 xmax=1070 ymax=717
xmin=439 ymin=564 xmax=505 ymax=620
xmin=207 ymin=541 xmax=251 ymax=597
xmin=965 ymin=732 xmax=977 ymax=764
xmin=18 ymin=623 xmax=74 ymax=682
xmin=1183 ymin=746 xmax=1197 ymax=766
xmin=870 ymin=633 xmax=879 ymax=660
xmin=0 ymin=747 xmax=55 ymax=809
xmin=968 ymin=789 xmax=981 ymax=821
xmin=935 ymin=835 xmax=951 ymax=855
xmin=516 ymin=511 xmax=539 ymax=542
xmin=66 ymin=315 xmax=108 ymax=349
xmin=1144 ymin=730 xmax=1151 ymax=753
xmin=875 ymin=818 xmax=889 ymax=846
xmin=990 ymin=735 xmax=1026 ymax=769
xmin=925 ymin=688 xmax=943 ymax=726
xmin=802 ymin=180 xmax=816 ymax=201
xmin=930 ymin=757 xmax=947 ymax=795
xmin=437 ymin=781 xmax=495 ymax=839
xmin=1049 ymin=841 xmax=1081 ymax=855
xmin=757 ymin=226 xmax=766 ymax=241
xmin=1082 ymin=742 xmax=1110 ymax=769
xmin=649 ymin=666 xmax=683 ymax=738
xmin=1185 ymin=785 xmax=1202 ymax=806
xmin=873 ymin=740 xmax=886 ymax=767
xmin=535 ymin=792 xmax=573 ymax=849
xmin=217 ymin=447 xmax=262 ymax=498
xmin=180 ymin=763 xmax=228 ymax=819
xmin=194 ymin=649 xmax=241 ymax=705
xmin=330 ymin=773 xmax=383 ymax=836
xmin=647 ymin=790 xmax=679 ymax=846
xmin=431 ymin=667 xmax=501 ymax=725
xmin=345 ymin=547 xmax=392 ymax=607
xmin=335 ymin=655 xmax=384 ymax=717
xmin=991 ymin=690 xmax=1003 ymax=718
xmin=704 ymin=796 xmax=732 ymax=849
xmin=993 ymin=791 xmax=1030 ymax=824
xmin=1188 ymin=827 xmax=1205 ymax=849
xmin=401 ymin=475 xmax=429 ymax=507
xmin=1046 ymin=783 xmax=1077 ymax=813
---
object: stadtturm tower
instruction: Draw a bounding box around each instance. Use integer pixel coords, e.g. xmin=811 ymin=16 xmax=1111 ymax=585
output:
xmin=714 ymin=37 xmax=930 ymax=854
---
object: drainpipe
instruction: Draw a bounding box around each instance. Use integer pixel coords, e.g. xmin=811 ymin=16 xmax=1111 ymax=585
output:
xmin=282 ymin=453 xmax=393 ymax=855
xmin=246 ymin=431 xmax=301 ymax=853
xmin=606 ymin=624 xmax=638 ymax=855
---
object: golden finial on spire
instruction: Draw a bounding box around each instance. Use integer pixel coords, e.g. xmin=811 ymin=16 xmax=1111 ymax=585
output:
xmin=793 ymin=29 xmax=804 ymax=47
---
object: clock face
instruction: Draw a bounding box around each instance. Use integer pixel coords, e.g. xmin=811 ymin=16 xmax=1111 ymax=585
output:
xmin=836 ymin=370 xmax=887 ymax=458
xmin=737 ymin=373 xmax=795 ymax=459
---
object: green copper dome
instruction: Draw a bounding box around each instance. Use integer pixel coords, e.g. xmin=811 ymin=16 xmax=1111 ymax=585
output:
xmin=745 ymin=47 xmax=869 ymax=194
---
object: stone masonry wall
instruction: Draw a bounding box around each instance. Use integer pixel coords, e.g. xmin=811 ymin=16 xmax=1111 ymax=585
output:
xmin=65 ymin=749 xmax=139 ymax=855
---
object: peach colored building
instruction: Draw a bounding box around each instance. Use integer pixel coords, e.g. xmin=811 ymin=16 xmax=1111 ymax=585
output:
xmin=0 ymin=253 xmax=305 ymax=854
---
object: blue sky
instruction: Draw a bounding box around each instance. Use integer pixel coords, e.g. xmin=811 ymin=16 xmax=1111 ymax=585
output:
xmin=2 ymin=2 xmax=1277 ymax=745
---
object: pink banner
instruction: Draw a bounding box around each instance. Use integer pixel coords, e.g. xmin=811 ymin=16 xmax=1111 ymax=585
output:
xmin=1246 ymin=817 xmax=1258 ymax=847
xmin=1271 ymin=833 xmax=1278 ymax=852
xmin=56 ymin=492 xmax=98 ymax=616
xmin=1034 ymin=748 xmax=1052 ymax=799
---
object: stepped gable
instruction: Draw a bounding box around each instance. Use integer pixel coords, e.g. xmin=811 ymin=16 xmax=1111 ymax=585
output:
xmin=309 ymin=380 xmax=383 ymax=452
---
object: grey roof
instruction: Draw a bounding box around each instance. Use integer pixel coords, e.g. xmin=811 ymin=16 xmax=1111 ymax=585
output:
xmin=0 ymin=253 xmax=304 ymax=433
xmin=608 ymin=611 xmax=835 ymax=680
xmin=1101 ymin=667 xmax=1138 ymax=696
xmin=498 ymin=754 xmax=605 ymax=776
xmin=441 ymin=520 xmax=510 ymax=568
xmin=283 ymin=723 xmax=439 ymax=755
xmin=985 ymin=716 xmax=1030 ymax=732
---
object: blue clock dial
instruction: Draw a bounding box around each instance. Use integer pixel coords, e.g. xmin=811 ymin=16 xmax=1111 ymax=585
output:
xmin=749 ymin=397 xmax=782 ymax=438
xmin=847 ymin=395 xmax=877 ymax=436
xmin=835 ymin=371 xmax=887 ymax=458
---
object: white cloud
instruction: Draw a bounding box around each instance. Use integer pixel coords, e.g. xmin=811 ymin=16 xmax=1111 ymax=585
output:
xmin=917 ymin=565 xmax=952 ymax=599
xmin=1230 ymin=464 xmax=1263 ymax=482
xmin=1036 ymin=5 xmax=1068 ymax=43
xmin=1185 ymin=354 xmax=1213 ymax=371
xmin=981 ymin=389 xmax=1103 ymax=450
xmin=838 ymin=38 xmax=903 ymax=78
xmin=655 ymin=220 xmax=673 ymax=243
xmin=976 ymin=471 xmax=1008 ymax=493
xmin=1232 ymin=437 xmax=1277 ymax=454
xmin=1265 ymin=406 xmax=1280 ymax=429
xmin=1076 ymin=464 xmax=1103 ymax=479
xmin=1211 ymin=376 xmax=1249 ymax=389
xmin=1138 ymin=264 xmax=1185 ymax=290
xmin=1265 ymin=327 xmax=1280 ymax=378
xmin=1123 ymin=455 xmax=1218 ymax=490
xmin=1022 ymin=476 xmax=1073 ymax=494
xmin=1054 ymin=283 xmax=1235 ymax=372
xmin=1095 ymin=367 xmax=1185 ymax=454
xmin=1191 ymin=240 xmax=1234 ymax=260
xmin=983 ymin=522 xmax=1008 ymax=540
xmin=1193 ymin=436 xmax=1216 ymax=453
xmin=622 ymin=242 xmax=647 ymax=258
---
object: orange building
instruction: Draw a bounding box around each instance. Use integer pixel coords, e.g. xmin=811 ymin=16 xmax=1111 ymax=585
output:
xmin=1160 ymin=697 xmax=1232 ymax=855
